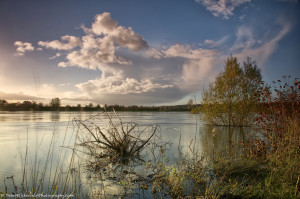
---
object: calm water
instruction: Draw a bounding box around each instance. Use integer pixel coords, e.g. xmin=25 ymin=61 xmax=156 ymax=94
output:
xmin=0 ymin=111 xmax=248 ymax=198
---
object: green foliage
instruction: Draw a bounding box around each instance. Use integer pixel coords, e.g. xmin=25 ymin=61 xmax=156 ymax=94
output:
xmin=200 ymin=55 xmax=262 ymax=126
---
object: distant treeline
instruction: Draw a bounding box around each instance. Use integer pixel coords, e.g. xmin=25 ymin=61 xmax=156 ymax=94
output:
xmin=0 ymin=99 xmax=199 ymax=112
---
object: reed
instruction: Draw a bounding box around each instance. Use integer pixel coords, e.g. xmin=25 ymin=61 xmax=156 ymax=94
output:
xmin=1 ymin=115 xmax=82 ymax=199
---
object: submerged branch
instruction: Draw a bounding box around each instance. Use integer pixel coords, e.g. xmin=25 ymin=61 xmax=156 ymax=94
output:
xmin=75 ymin=111 xmax=159 ymax=164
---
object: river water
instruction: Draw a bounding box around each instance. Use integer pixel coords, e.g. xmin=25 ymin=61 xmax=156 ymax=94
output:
xmin=0 ymin=111 xmax=248 ymax=198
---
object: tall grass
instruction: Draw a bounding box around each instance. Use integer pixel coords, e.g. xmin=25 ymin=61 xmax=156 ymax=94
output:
xmin=1 ymin=115 xmax=82 ymax=198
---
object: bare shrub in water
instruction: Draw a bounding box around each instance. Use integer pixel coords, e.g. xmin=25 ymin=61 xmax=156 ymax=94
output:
xmin=73 ymin=110 xmax=164 ymax=198
xmin=75 ymin=110 xmax=159 ymax=164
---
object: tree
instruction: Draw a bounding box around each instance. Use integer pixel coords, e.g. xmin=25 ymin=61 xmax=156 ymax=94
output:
xmin=187 ymin=99 xmax=194 ymax=111
xmin=0 ymin=99 xmax=7 ymax=105
xmin=200 ymin=55 xmax=262 ymax=126
xmin=0 ymin=99 xmax=8 ymax=111
xmin=50 ymin=97 xmax=61 ymax=109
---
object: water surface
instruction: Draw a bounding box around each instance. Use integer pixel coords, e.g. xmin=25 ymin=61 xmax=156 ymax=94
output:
xmin=0 ymin=111 xmax=248 ymax=197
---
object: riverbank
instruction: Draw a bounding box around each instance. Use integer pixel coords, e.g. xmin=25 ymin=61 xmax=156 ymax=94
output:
xmin=0 ymin=100 xmax=200 ymax=112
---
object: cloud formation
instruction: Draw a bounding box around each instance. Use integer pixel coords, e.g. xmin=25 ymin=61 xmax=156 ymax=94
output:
xmin=90 ymin=12 xmax=148 ymax=51
xmin=49 ymin=52 xmax=62 ymax=59
xmin=0 ymin=91 xmax=41 ymax=101
xmin=13 ymin=12 xmax=291 ymax=105
xmin=56 ymin=12 xmax=148 ymax=72
xmin=14 ymin=41 xmax=34 ymax=56
xmin=38 ymin=35 xmax=81 ymax=50
xmin=232 ymin=21 xmax=291 ymax=67
xmin=203 ymin=36 xmax=229 ymax=48
xmin=146 ymin=44 xmax=223 ymax=90
xmin=196 ymin=0 xmax=251 ymax=19
xmin=58 ymin=34 xmax=132 ymax=71
xmin=77 ymin=75 xmax=173 ymax=95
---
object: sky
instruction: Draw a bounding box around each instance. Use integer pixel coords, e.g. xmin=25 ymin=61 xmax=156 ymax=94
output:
xmin=0 ymin=0 xmax=299 ymax=106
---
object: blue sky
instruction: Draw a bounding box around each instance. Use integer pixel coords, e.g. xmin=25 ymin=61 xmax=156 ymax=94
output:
xmin=0 ymin=0 xmax=299 ymax=106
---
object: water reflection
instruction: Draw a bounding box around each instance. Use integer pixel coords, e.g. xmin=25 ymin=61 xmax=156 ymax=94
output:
xmin=50 ymin=111 xmax=60 ymax=121
xmin=199 ymin=125 xmax=247 ymax=162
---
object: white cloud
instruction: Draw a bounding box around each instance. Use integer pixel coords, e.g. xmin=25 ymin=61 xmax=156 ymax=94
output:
xmin=110 ymin=26 xmax=148 ymax=51
xmin=203 ymin=36 xmax=229 ymax=47
xmin=90 ymin=12 xmax=148 ymax=51
xmin=163 ymin=44 xmax=219 ymax=59
xmin=76 ymin=73 xmax=185 ymax=105
xmin=77 ymin=74 xmax=173 ymax=95
xmin=58 ymin=35 xmax=117 ymax=70
xmin=91 ymin=12 xmax=118 ymax=35
xmin=57 ymin=12 xmax=147 ymax=71
xmin=49 ymin=52 xmax=62 ymax=59
xmin=196 ymin=0 xmax=251 ymax=19
xmin=58 ymin=35 xmax=132 ymax=72
xmin=182 ymin=56 xmax=223 ymax=90
xmin=14 ymin=41 xmax=34 ymax=56
xmin=38 ymin=35 xmax=81 ymax=50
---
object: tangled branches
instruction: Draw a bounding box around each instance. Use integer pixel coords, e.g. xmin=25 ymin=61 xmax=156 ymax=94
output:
xmin=74 ymin=110 xmax=159 ymax=164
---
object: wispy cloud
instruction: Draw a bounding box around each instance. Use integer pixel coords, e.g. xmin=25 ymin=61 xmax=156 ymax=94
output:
xmin=49 ymin=52 xmax=62 ymax=59
xmin=0 ymin=91 xmax=41 ymax=101
xmin=203 ymin=36 xmax=229 ymax=48
xmin=146 ymin=44 xmax=223 ymax=90
xmin=233 ymin=20 xmax=292 ymax=67
xmin=38 ymin=35 xmax=81 ymax=50
xmin=195 ymin=0 xmax=251 ymax=19
xmin=231 ymin=26 xmax=258 ymax=51
xmin=14 ymin=41 xmax=34 ymax=56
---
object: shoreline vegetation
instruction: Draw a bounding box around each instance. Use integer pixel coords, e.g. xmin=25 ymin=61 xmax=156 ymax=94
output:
xmin=0 ymin=99 xmax=199 ymax=112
